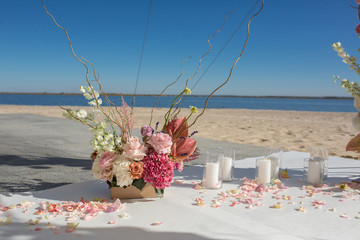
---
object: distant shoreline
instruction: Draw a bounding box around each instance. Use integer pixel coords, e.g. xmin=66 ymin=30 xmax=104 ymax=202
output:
xmin=0 ymin=92 xmax=353 ymax=100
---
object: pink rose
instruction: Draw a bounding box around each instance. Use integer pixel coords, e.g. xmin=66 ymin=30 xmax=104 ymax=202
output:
xmin=122 ymin=136 xmax=147 ymax=160
xmin=356 ymin=0 xmax=360 ymax=5
xmin=148 ymin=132 xmax=172 ymax=154
xmin=99 ymin=151 xmax=117 ymax=168
xmin=141 ymin=125 xmax=153 ymax=137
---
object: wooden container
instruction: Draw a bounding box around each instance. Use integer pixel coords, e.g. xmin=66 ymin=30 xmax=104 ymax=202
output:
xmin=110 ymin=183 xmax=160 ymax=199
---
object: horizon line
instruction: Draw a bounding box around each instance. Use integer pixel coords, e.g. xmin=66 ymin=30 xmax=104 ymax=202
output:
xmin=0 ymin=92 xmax=353 ymax=100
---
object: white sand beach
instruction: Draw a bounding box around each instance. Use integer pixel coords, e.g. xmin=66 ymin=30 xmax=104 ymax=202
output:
xmin=1 ymin=105 xmax=358 ymax=159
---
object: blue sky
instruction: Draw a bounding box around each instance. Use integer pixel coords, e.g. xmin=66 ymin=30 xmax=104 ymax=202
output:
xmin=0 ymin=0 xmax=359 ymax=97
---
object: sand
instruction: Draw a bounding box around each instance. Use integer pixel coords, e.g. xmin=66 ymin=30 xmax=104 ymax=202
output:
xmin=0 ymin=105 xmax=358 ymax=159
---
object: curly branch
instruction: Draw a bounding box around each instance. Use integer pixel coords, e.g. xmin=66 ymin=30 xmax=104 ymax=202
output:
xmin=149 ymin=56 xmax=192 ymax=126
xmin=162 ymin=8 xmax=237 ymax=126
xmin=188 ymin=0 xmax=264 ymax=129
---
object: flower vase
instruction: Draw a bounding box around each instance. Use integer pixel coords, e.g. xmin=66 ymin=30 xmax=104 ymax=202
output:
xmin=110 ymin=183 xmax=163 ymax=199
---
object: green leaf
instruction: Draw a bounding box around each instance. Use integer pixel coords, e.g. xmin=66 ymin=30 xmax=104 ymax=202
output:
xmin=132 ymin=178 xmax=147 ymax=191
xmin=346 ymin=133 xmax=360 ymax=153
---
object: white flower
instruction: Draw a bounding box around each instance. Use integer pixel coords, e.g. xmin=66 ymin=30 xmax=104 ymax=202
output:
xmin=94 ymin=91 xmax=100 ymax=99
xmin=88 ymin=99 xmax=102 ymax=106
xmin=76 ymin=109 xmax=87 ymax=118
xmin=84 ymin=93 xmax=92 ymax=100
xmin=100 ymin=122 xmax=107 ymax=129
xmin=332 ymin=42 xmax=341 ymax=49
xmin=112 ymin=156 xmax=133 ymax=187
xmin=80 ymin=86 xmax=86 ymax=93
xmin=92 ymin=159 xmax=103 ymax=180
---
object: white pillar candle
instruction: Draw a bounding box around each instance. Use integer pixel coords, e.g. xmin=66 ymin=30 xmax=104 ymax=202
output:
xmin=205 ymin=162 xmax=219 ymax=189
xmin=308 ymin=160 xmax=321 ymax=185
xmin=258 ymin=159 xmax=271 ymax=184
xmin=221 ymin=157 xmax=233 ymax=181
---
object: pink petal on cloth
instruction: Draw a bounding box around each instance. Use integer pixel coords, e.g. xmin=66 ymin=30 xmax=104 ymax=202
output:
xmin=66 ymin=228 xmax=75 ymax=233
xmin=151 ymin=221 xmax=163 ymax=226
xmin=105 ymin=199 xmax=125 ymax=213
xmin=81 ymin=214 xmax=97 ymax=220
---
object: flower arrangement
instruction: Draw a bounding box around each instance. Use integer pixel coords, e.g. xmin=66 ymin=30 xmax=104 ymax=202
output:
xmin=42 ymin=0 xmax=264 ymax=197
xmin=332 ymin=0 xmax=360 ymax=153
xmin=63 ymin=86 xmax=199 ymax=196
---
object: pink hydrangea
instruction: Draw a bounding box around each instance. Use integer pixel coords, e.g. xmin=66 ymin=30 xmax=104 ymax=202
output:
xmin=147 ymin=132 xmax=172 ymax=154
xmin=99 ymin=151 xmax=117 ymax=168
xmin=122 ymin=136 xmax=147 ymax=160
xmin=142 ymin=149 xmax=174 ymax=189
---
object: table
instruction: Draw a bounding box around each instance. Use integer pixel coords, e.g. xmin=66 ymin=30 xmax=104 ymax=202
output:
xmin=1 ymin=151 xmax=360 ymax=240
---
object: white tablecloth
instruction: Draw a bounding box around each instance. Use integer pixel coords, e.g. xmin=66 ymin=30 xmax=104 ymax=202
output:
xmin=1 ymin=151 xmax=360 ymax=240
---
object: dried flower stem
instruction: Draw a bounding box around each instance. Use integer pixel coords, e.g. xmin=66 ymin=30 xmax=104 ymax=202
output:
xmin=43 ymin=0 xmax=134 ymax=143
xmin=188 ymin=0 xmax=264 ymax=129
xmin=59 ymin=106 xmax=95 ymax=129
xmin=149 ymin=56 xmax=192 ymax=126
xmin=162 ymin=8 xmax=237 ymax=129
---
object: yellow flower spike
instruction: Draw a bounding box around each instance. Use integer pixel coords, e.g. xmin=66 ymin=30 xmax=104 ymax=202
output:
xmin=184 ymin=88 xmax=191 ymax=95
xmin=190 ymin=106 xmax=198 ymax=114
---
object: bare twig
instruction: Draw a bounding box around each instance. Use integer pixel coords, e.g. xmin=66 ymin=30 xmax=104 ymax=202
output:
xmin=149 ymin=56 xmax=191 ymax=126
xmin=188 ymin=0 xmax=264 ymax=129
xmin=162 ymin=8 xmax=237 ymax=127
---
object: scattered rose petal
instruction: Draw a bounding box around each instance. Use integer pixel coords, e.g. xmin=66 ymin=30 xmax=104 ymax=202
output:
xmin=26 ymin=219 xmax=39 ymax=225
xmin=298 ymin=206 xmax=306 ymax=212
xmin=108 ymin=220 xmax=116 ymax=224
xmin=271 ymin=204 xmax=282 ymax=209
xmin=151 ymin=221 xmax=163 ymax=226
xmin=194 ymin=183 xmax=204 ymax=190
xmin=66 ymin=216 xmax=78 ymax=221
xmin=194 ymin=198 xmax=205 ymax=207
xmin=340 ymin=214 xmax=350 ymax=219
xmin=330 ymin=208 xmax=336 ymax=212
xmin=35 ymin=227 xmax=42 ymax=231
xmin=119 ymin=212 xmax=131 ymax=219
xmin=230 ymin=189 xmax=239 ymax=194
xmin=66 ymin=228 xmax=75 ymax=233
xmin=67 ymin=222 xmax=79 ymax=229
